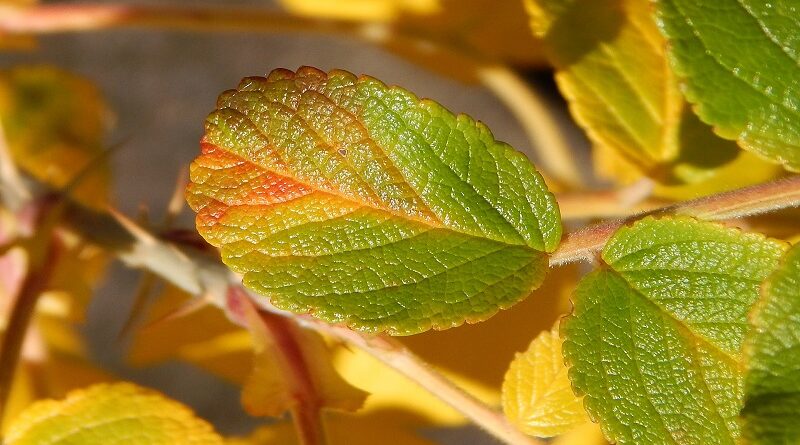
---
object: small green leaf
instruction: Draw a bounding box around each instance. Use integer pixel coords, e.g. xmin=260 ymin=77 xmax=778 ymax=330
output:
xmin=741 ymin=243 xmax=800 ymax=444
xmin=187 ymin=67 xmax=561 ymax=335
xmin=563 ymin=216 xmax=786 ymax=445
xmin=4 ymin=382 xmax=223 ymax=445
xmin=657 ymin=0 xmax=800 ymax=171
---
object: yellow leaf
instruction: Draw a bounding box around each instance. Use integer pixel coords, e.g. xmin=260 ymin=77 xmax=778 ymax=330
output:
xmin=526 ymin=0 xmax=781 ymax=195
xmin=4 ymin=382 xmax=223 ymax=444
xmin=226 ymin=414 xmax=437 ymax=445
xmin=280 ymin=0 xmax=545 ymax=75
xmin=502 ymin=324 xmax=588 ymax=437
xmin=241 ymin=303 xmax=367 ymax=417
xmin=127 ymin=285 xmax=254 ymax=384
xmin=279 ymin=0 xmax=439 ymax=22
xmin=0 ymin=66 xmax=110 ymax=208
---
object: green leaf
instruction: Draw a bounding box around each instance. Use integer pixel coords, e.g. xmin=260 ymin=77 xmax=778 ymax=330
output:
xmin=4 ymin=382 xmax=223 ymax=445
xmin=524 ymin=0 xmax=774 ymax=195
xmin=741 ymin=243 xmax=800 ymax=444
xmin=657 ymin=0 xmax=800 ymax=171
xmin=186 ymin=66 xmax=561 ymax=335
xmin=562 ymin=216 xmax=786 ymax=445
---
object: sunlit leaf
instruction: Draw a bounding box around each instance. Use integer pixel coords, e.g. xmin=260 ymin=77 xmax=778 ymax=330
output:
xmin=0 ymin=66 xmax=111 ymax=208
xmin=187 ymin=66 xmax=561 ymax=335
xmin=526 ymin=0 xmax=780 ymax=195
xmin=502 ymin=324 xmax=587 ymax=438
xmin=4 ymin=382 xmax=223 ymax=444
xmin=563 ymin=217 xmax=786 ymax=445
xmin=741 ymin=244 xmax=800 ymax=444
xmin=657 ymin=0 xmax=800 ymax=171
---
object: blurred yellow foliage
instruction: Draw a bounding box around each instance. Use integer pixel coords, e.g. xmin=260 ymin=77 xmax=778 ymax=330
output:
xmin=4 ymin=383 xmax=223 ymax=444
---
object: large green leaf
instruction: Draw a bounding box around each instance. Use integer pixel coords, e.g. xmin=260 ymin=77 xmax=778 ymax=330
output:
xmin=563 ymin=217 xmax=786 ymax=445
xmin=186 ymin=67 xmax=561 ymax=335
xmin=741 ymin=243 xmax=800 ymax=444
xmin=657 ymin=0 xmax=800 ymax=171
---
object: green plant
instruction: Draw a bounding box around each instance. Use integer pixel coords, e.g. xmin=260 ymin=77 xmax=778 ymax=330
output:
xmin=0 ymin=1 xmax=798 ymax=444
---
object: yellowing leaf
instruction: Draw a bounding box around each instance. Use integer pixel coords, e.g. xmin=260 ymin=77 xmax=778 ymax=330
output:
xmin=279 ymin=0 xmax=439 ymax=22
xmin=279 ymin=0 xmax=544 ymax=71
xmin=128 ymin=286 xmax=254 ymax=384
xmin=4 ymin=382 xmax=223 ymax=444
xmin=526 ymin=0 xmax=780 ymax=195
xmin=187 ymin=67 xmax=561 ymax=335
xmin=502 ymin=324 xmax=587 ymax=437
xmin=0 ymin=66 xmax=110 ymax=208
xmin=226 ymin=414 xmax=436 ymax=445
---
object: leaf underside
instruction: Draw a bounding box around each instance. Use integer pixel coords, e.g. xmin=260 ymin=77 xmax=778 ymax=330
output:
xmin=187 ymin=67 xmax=561 ymax=335
xmin=741 ymin=244 xmax=800 ymax=444
xmin=563 ymin=217 xmax=785 ymax=445
xmin=657 ymin=0 xmax=800 ymax=171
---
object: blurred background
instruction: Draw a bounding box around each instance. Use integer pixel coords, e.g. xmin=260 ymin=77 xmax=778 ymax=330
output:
xmin=1 ymin=0 xmax=591 ymax=442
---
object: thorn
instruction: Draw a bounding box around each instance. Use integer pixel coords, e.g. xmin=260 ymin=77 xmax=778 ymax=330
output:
xmin=164 ymin=166 xmax=188 ymax=227
xmin=107 ymin=206 xmax=158 ymax=245
xmin=117 ymin=272 xmax=157 ymax=341
xmin=138 ymin=294 xmax=211 ymax=333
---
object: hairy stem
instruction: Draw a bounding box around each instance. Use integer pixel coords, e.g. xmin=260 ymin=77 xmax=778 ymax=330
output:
xmin=30 ymin=176 xmax=799 ymax=444
xmin=296 ymin=322 xmax=539 ymax=445
xmin=550 ymin=175 xmax=800 ymax=265
xmin=252 ymin=305 xmax=328 ymax=445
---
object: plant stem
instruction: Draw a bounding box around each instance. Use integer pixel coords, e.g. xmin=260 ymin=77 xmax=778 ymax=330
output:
xmin=292 ymin=321 xmax=541 ymax=445
xmin=550 ymin=175 xmax=800 ymax=265
xmin=42 ymin=176 xmax=799 ymax=444
xmin=254 ymin=307 xmax=328 ymax=445
xmin=0 ymin=228 xmax=58 ymax=426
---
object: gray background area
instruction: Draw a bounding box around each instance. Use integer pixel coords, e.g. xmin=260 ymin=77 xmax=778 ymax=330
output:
xmin=1 ymin=1 xmax=588 ymax=442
